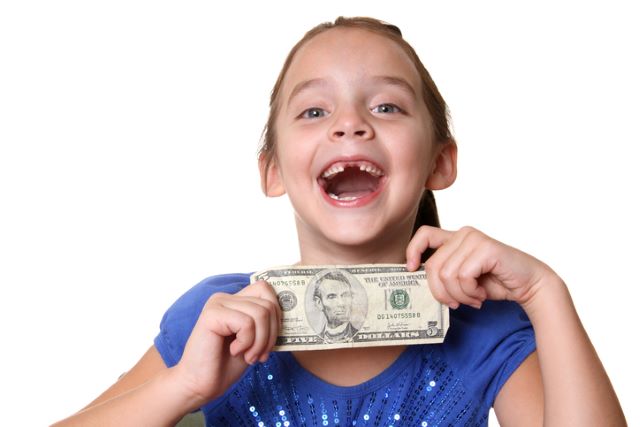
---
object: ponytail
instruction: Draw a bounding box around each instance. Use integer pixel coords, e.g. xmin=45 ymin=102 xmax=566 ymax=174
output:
xmin=412 ymin=190 xmax=440 ymax=263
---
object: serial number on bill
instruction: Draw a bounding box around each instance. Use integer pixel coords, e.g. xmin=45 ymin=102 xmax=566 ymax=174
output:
xmin=377 ymin=312 xmax=421 ymax=320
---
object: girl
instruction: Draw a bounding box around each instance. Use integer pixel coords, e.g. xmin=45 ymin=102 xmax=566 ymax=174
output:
xmin=53 ymin=17 xmax=625 ymax=426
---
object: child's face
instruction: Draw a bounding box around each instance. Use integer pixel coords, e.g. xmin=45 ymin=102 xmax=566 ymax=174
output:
xmin=267 ymin=28 xmax=442 ymax=251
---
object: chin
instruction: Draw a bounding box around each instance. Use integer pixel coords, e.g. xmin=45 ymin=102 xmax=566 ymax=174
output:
xmin=322 ymin=224 xmax=391 ymax=249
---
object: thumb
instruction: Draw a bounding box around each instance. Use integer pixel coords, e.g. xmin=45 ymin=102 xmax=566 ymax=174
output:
xmin=238 ymin=280 xmax=276 ymax=300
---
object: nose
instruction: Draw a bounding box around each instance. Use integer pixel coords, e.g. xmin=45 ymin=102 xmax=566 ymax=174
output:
xmin=328 ymin=107 xmax=374 ymax=142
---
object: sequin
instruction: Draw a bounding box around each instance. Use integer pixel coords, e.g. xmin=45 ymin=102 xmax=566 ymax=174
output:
xmin=202 ymin=347 xmax=496 ymax=426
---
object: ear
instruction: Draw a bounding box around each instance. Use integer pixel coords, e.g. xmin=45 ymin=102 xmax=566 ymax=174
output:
xmin=425 ymin=140 xmax=457 ymax=190
xmin=259 ymin=154 xmax=286 ymax=197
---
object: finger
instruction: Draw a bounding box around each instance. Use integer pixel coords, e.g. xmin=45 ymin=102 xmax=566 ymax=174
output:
xmin=259 ymin=302 xmax=280 ymax=363
xmin=457 ymin=246 xmax=491 ymax=305
xmin=423 ymin=239 xmax=470 ymax=309
xmin=464 ymin=243 xmax=512 ymax=301
xmin=239 ymin=281 xmax=281 ymax=362
xmin=446 ymin=272 xmax=485 ymax=309
xmin=201 ymin=304 xmax=255 ymax=356
xmin=405 ymin=226 xmax=453 ymax=270
xmin=424 ymin=227 xmax=479 ymax=308
xmin=437 ymin=230 xmax=487 ymax=308
xmin=238 ymin=295 xmax=279 ymax=363
xmin=424 ymin=226 xmax=476 ymax=271
xmin=439 ymin=267 xmax=482 ymax=309
xmin=219 ymin=297 xmax=274 ymax=364
xmin=251 ymin=280 xmax=282 ymax=340
xmin=459 ymin=277 xmax=488 ymax=307
xmin=264 ymin=293 xmax=281 ymax=362
xmin=425 ymin=268 xmax=459 ymax=309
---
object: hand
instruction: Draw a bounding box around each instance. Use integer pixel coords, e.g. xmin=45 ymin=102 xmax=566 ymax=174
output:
xmin=406 ymin=226 xmax=558 ymax=309
xmin=171 ymin=280 xmax=281 ymax=408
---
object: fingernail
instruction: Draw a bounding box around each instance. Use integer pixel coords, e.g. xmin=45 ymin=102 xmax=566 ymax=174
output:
xmin=471 ymin=302 xmax=482 ymax=310
xmin=448 ymin=302 xmax=459 ymax=310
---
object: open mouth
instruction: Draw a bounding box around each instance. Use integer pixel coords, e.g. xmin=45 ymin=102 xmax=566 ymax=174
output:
xmin=317 ymin=160 xmax=385 ymax=202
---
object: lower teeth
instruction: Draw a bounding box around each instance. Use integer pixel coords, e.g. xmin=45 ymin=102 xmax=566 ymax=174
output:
xmin=329 ymin=193 xmax=358 ymax=201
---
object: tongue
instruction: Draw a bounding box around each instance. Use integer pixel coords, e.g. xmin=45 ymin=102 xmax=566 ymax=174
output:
xmin=327 ymin=168 xmax=379 ymax=198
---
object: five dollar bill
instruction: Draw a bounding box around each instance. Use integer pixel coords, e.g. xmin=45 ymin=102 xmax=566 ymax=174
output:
xmin=251 ymin=264 xmax=449 ymax=351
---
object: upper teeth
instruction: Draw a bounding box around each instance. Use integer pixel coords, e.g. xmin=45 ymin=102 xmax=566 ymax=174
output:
xmin=322 ymin=165 xmax=345 ymax=178
xmin=321 ymin=163 xmax=383 ymax=179
xmin=359 ymin=164 xmax=383 ymax=176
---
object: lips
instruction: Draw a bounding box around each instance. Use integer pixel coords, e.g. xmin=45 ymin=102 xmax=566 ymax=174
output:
xmin=317 ymin=159 xmax=386 ymax=205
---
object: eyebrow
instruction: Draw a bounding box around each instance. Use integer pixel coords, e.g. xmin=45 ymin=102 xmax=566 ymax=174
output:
xmin=371 ymin=75 xmax=417 ymax=98
xmin=287 ymin=78 xmax=329 ymax=107
xmin=286 ymin=75 xmax=417 ymax=108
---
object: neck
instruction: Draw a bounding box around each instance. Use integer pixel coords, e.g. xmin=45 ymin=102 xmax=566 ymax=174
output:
xmin=296 ymin=222 xmax=414 ymax=266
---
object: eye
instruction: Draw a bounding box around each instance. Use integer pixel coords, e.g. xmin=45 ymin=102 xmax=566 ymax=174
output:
xmin=300 ymin=107 xmax=327 ymax=119
xmin=372 ymin=103 xmax=403 ymax=114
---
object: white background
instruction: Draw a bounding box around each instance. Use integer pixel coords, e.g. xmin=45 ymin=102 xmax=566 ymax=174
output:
xmin=1 ymin=1 xmax=638 ymax=425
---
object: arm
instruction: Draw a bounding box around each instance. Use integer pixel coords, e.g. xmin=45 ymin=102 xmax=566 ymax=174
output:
xmin=51 ymin=349 xmax=201 ymax=427
xmin=51 ymin=281 xmax=281 ymax=427
xmin=494 ymin=352 xmax=543 ymax=427
xmin=406 ymin=226 xmax=626 ymax=426
xmin=496 ymin=276 xmax=625 ymax=426
xmin=83 ymin=345 xmax=167 ymax=409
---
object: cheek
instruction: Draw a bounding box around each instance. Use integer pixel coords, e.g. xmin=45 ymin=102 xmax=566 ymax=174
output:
xmin=273 ymin=145 xmax=301 ymax=183
xmin=390 ymin=129 xmax=432 ymax=169
xmin=275 ymin=129 xmax=317 ymax=176
xmin=409 ymin=125 xmax=433 ymax=156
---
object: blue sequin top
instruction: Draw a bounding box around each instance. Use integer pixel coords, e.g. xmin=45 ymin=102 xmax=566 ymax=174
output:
xmin=155 ymin=273 xmax=535 ymax=426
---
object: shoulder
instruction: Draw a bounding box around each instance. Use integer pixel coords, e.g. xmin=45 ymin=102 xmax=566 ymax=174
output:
xmin=447 ymin=300 xmax=531 ymax=341
xmin=162 ymin=273 xmax=251 ymax=316
xmin=442 ymin=301 xmax=536 ymax=407
xmin=154 ymin=273 xmax=252 ymax=367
